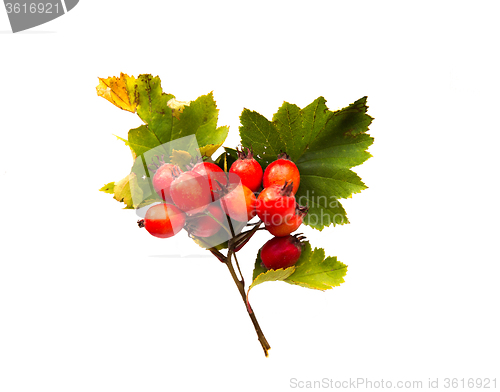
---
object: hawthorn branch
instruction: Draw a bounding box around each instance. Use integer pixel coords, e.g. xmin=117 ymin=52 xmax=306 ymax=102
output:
xmin=202 ymin=212 xmax=269 ymax=356
xmin=224 ymin=247 xmax=270 ymax=357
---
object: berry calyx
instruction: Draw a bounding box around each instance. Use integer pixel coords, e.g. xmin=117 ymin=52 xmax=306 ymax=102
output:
xmin=265 ymin=204 xmax=308 ymax=237
xmin=263 ymin=153 xmax=301 ymax=194
xmin=139 ymin=203 xmax=186 ymax=239
xmin=229 ymin=147 xmax=263 ymax=192
xmin=170 ymin=171 xmax=212 ymax=215
xmin=186 ymin=204 xmax=225 ymax=237
xmin=190 ymin=161 xmax=227 ymax=201
xmin=256 ymin=182 xmax=296 ymax=225
xmin=260 ymin=234 xmax=305 ymax=270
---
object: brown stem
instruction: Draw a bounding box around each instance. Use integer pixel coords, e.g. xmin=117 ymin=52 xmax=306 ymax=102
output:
xmin=233 ymin=221 xmax=263 ymax=252
xmin=225 ymin=249 xmax=270 ymax=357
xmin=199 ymin=219 xmax=270 ymax=356
xmin=209 ymin=247 xmax=226 ymax=263
xmin=232 ymin=249 xmax=245 ymax=286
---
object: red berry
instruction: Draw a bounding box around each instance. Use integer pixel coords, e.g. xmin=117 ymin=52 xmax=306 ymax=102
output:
xmin=229 ymin=148 xmax=263 ymax=192
xmin=152 ymin=163 xmax=180 ymax=203
xmin=263 ymin=153 xmax=300 ymax=194
xmin=190 ymin=161 xmax=227 ymax=201
xmin=220 ymin=183 xmax=257 ymax=222
xmin=256 ymin=183 xmax=295 ymax=225
xmin=141 ymin=203 xmax=186 ymax=239
xmin=170 ymin=171 xmax=212 ymax=215
xmin=186 ymin=204 xmax=225 ymax=237
xmin=265 ymin=204 xmax=308 ymax=237
xmin=260 ymin=235 xmax=304 ymax=270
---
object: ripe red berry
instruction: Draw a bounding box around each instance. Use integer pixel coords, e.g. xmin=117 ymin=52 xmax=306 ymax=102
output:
xmin=152 ymin=163 xmax=181 ymax=203
xmin=229 ymin=148 xmax=263 ymax=192
xmin=190 ymin=161 xmax=227 ymax=201
xmin=140 ymin=203 xmax=186 ymax=239
xmin=170 ymin=171 xmax=212 ymax=215
xmin=265 ymin=204 xmax=308 ymax=237
xmin=260 ymin=235 xmax=304 ymax=270
xmin=256 ymin=182 xmax=295 ymax=225
xmin=220 ymin=183 xmax=257 ymax=222
xmin=263 ymin=153 xmax=300 ymax=194
xmin=186 ymin=204 xmax=225 ymax=237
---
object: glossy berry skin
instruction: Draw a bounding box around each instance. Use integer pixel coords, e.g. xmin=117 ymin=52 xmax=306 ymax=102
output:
xmin=260 ymin=235 xmax=302 ymax=270
xmin=220 ymin=184 xmax=257 ymax=222
xmin=263 ymin=157 xmax=300 ymax=194
xmin=152 ymin=163 xmax=179 ymax=203
xmin=266 ymin=211 xmax=303 ymax=237
xmin=191 ymin=162 xmax=227 ymax=201
xmin=256 ymin=184 xmax=295 ymax=225
xmin=187 ymin=204 xmax=225 ymax=237
xmin=170 ymin=171 xmax=212 ymax=215
xmin=230 ymin=155 xmax=263 ymax=192
xmin=144 ymin=203 xmax=186 ymax=239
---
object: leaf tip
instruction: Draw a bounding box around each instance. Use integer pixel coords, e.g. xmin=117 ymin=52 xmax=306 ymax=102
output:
xmin=99 ymin=182 xmax=115 ymax=194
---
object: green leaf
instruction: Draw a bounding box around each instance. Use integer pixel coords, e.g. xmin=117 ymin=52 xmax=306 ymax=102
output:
xmin=135 ymin=74 xmax=175 ymax=134
xmin=296 ymin=193 xmax=350 ymax=229
xmin=125 ymin=90 xmax=228 ymax=159
xmin=247 ymin=250 xmax=296 ymax=298
xmin=239 ymin=96 xmax=373 ymax=230
xmin=271 ymin=102 xmax=304 ymax=160
xmin=300 ymin=97 xmax=374 ymax=169
xmin=239 ymin=109 xmax=284 ymax=166
xmin=247 ymin=242 xmax=347 ymax=294
xmin=98 ymin=74 xmax=228 ymax=159
xmin=128 ymin=124 xmax=169 ymax=157
xmin=171 ymin=92 xmax=228 ymax=150
xmin=252 ymin=250 xmax=268 ymax=281
xmin=284 ymin=242 xmax=347 ymax=290
xmin=300 ymin=97 xmax=332 ymax=155
xmin=214 ymin=147 xmax=238 ymax=171
xmin=198 ymin=125 xmax=230 ymax=158
xmin=97 ymin=74 xmax=231 ymax=209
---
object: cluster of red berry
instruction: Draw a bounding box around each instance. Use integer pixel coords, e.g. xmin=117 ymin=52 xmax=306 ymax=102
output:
xmin=138 ymin=149 xmax=308 ymax=271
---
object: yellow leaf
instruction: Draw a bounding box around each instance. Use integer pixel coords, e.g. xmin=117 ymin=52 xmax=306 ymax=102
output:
xmin=96 ymin=73 xmax=137 ymax=113
xmin=199 ymin=143 xmax=223 ymax=158
xmin=170 ymin=149 xmax=193 ymax=167
xmin=113 ymin=173 xmax=142 ymax=209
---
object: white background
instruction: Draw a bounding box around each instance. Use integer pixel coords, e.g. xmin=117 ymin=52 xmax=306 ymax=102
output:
xmin=1 ymin=1 xmax=499 ymax=391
